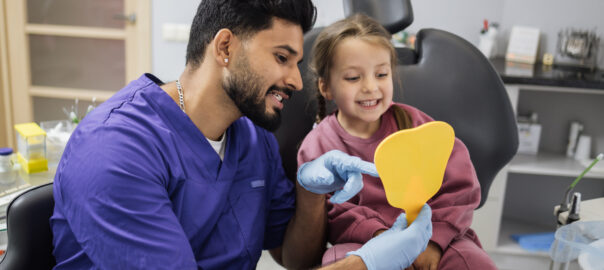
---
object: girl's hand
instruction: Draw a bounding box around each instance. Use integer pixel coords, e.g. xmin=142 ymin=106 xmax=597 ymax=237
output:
xmin=405 ymin=241 xmax=442 ymax=270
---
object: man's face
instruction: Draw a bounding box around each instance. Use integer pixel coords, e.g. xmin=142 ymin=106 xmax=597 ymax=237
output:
xmin=222 ymin=18 xmax=304 ymax=131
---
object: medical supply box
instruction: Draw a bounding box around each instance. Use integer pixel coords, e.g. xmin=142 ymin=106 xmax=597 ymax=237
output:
xmin=14 ymin=122 xmax=48 ymax=173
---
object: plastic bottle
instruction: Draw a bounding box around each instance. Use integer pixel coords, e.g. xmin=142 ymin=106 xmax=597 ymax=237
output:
xmin=0 ymin=148 xmax=17 ymax=184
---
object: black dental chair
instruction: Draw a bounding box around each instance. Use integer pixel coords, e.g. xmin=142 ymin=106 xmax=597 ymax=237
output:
xmin=273 ymin=0 xmax=518 ymax=209
xmin=0 ymin=183 xmax=56 ymax=270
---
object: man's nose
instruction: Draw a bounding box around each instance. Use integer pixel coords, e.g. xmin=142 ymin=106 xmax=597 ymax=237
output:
xmin=285 ymin=66 xmax=303 ymax=91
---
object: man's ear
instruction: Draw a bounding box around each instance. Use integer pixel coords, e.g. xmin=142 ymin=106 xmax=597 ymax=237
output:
xmin=318 ymin=78 xmax=332 ymax=100
xmin=213 ymin=29 xmax=236 ymax=67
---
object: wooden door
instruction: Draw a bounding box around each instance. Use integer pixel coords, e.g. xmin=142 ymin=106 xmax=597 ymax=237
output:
xmin=2 ymin=0 xmax=150 ymax=146
xmin=0 ymin=0 xmax=12 ymax=147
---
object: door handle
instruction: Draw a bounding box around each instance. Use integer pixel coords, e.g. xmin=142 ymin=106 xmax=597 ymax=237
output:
xmin=113 ymin=13 xmax=136 ymax=24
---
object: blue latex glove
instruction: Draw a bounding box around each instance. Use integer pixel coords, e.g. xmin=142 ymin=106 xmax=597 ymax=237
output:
xmin=297 ymin=150 xmax=379 ymax=204
xmin=348 ymin=204 xmax=433 ymax=270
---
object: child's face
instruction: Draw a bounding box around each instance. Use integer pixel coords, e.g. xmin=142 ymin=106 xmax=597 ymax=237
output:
xmin=323 ymin=38 xmax=393 ymax=135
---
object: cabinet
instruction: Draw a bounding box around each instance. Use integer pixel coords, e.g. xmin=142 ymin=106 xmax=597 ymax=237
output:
xmin=471 ymin=59 xmax=604 ymax=270
xmin=1 ymin=0 xmax=150 ymax=147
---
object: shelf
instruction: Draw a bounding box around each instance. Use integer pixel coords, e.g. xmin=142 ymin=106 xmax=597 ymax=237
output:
xmin=507 ymin=84 xmax=604 ymax=95
xmin=508 ymin=153 xmax=604 ymax=179
xmin=489 ymin=218 xmax=584 ymax=270
xmin=496 ymin=218 xmax=552 ymax=257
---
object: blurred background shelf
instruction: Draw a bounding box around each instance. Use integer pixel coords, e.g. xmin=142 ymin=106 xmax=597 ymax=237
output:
xmin=509 ymin=153 xmax=604 ymax=179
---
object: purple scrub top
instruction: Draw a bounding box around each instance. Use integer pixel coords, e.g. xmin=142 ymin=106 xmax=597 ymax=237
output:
xmin=50 ymin=74 xmax=295 ymax=269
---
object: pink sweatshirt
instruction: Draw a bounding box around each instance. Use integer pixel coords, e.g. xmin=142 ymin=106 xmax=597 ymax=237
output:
xmin=297 ymin=103 xmax=481 ymax=251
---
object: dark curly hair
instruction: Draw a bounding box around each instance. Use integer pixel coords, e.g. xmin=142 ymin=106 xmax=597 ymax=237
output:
xmin=186 ymin=0 xmax=317 ymax=69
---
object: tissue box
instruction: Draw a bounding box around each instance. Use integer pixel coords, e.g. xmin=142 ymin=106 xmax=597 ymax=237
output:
xmin=518 ymin=122 xmax=541 ymax=154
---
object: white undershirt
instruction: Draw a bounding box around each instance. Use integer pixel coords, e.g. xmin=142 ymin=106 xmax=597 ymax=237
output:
xmin=206 ymin=133 xmax=227 ymax=160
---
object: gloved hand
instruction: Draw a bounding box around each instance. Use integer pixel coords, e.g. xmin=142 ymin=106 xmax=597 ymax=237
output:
xmin=348 ymin=204 xmax=433 ymax=270
xmin=297 ymin=150 xmax=379 ymax=204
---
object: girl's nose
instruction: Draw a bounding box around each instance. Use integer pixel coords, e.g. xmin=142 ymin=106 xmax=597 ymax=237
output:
xmin=362 ymin=78 xmax=378 ymax=93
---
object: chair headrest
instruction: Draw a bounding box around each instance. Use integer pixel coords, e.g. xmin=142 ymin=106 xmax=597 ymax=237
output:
xmin=343 ymin=0 xmax=413 ymax=34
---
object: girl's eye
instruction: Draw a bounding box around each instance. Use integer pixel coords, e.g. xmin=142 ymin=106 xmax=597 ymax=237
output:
xmin=276 ymin=54 xmax=288 ymax=64
xmin=344 ymin=76 xmax=360 ymax=81
xmin=377 ymin=73 xmax=389 ymax=78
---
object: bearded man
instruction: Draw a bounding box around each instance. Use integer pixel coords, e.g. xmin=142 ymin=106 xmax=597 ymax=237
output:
xmin=50 ymin=1 xmax=432 ymax=269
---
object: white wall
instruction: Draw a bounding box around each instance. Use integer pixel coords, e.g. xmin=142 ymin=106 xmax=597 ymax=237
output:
xmin=406 ymin=0 xmax=504 ymax=46
xmin=500 ymin=0 xmax=604 ymax=60
xmin=312 ymin=0 xmax=504 ymax=46
xmin=149 ymin=0 xmax=348 ymax=80
xmin=313 ymin=1 xmax=345 ymax=28
xmin=151 ymin=0 xmax=199 ymax=81
xmin=151 ymin=0 xmax=604 ymax=76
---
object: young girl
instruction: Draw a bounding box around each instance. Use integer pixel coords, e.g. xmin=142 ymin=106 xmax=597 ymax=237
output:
xmin=297 ymin=14 xmax=497 ymax=269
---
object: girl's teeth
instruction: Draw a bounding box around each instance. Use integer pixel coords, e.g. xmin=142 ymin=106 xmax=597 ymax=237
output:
xmin=360 ymin=100 xmax=377 ymax=106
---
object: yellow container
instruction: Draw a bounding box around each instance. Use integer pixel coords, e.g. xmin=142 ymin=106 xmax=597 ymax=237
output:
xmin=14 ymin=122 xmax=48 ymax=173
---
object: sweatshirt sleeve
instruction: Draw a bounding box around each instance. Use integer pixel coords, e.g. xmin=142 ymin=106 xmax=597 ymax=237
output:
xmin=325 ymin=196 xmax=389 ymax=244
xmin=297 ymin=128 xmax=390 ymax=245
xmin=428 ymin=137 xmax=481 ymax=250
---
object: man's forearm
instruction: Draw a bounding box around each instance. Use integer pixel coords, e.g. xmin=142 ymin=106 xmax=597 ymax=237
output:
xmin=281 ymin=182 xmax=328 ymax=268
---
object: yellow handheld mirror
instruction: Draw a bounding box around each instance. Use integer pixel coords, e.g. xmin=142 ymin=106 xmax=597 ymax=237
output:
xmin=374 ymin=121 xmax=455 ymax=224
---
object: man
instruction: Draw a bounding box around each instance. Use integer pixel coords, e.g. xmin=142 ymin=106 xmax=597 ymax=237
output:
xmin=51 ymin=1 xmax=431 ymax=269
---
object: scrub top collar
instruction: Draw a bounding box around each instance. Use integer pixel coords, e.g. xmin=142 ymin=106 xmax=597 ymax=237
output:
xmin=139 ymin=74 xmax=237 ymax=181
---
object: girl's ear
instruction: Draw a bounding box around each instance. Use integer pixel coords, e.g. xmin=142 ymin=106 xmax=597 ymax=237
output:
xmin=318 ymin=78 xmax=333 ymax=100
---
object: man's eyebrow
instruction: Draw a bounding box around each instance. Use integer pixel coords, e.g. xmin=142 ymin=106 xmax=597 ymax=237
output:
xmin=274 ymin=45 xmax=299 ymax=56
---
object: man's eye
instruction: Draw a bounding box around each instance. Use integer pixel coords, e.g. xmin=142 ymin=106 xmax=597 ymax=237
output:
xmin=345 ymin=76 xmax=360 ymax=81
xmin=276 ymin=54 xmax=288 ymax=64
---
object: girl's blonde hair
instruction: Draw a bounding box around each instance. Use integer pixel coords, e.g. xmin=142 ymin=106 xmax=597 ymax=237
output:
xmin=310 ymin=13 xmax=398 ymax=123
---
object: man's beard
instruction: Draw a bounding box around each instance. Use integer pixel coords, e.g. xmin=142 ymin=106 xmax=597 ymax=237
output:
xmin=222 ymin=55 xmax=291 ymax=132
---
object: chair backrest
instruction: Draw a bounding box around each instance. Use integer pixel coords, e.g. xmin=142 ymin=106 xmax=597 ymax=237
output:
xmin=273 ymin=0 xmax=518 ymax=208
xmin=0 ymin=183 xmax=56 ymax=270
xmin=342 ymin=0 xmax=413 ymax=34
xmin=396 ymin=29 xmax=518 ymax=208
